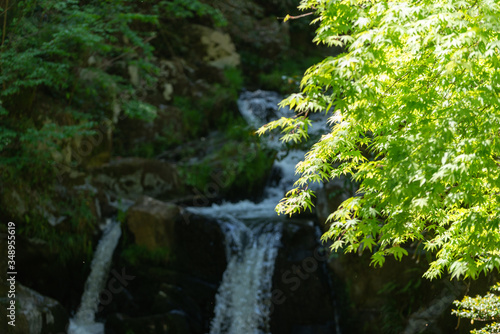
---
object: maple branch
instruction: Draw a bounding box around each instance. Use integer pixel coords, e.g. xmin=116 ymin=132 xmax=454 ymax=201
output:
xmin=278 ymin=12 xmax=315 ymax=22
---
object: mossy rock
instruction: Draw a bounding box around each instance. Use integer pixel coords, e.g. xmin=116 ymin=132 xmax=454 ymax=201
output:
xmin=177 ymin=136 xmax=276 ymax=203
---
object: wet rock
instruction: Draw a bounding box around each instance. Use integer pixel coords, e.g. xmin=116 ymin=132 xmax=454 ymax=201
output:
xmin=107 ymin=209 xmax=226 ymax=334
xmin=153 ymin=283 xmax=204 ymax=332
xmin=127 ymin=196 xmax=180 ymax=251
xmin=290 ymin=323 xmax=338 ymax=334
xmin=105 ymin=311 xmax=190 ymax=334
xmin=125 ymin=197 xmax=226 ymax=280
xmin=173 ymin=212 xmax=227 ymax=282
xmin=270 ymin=220 xmax=337 ymax=334
xmin=403 ymin=282 xmax=463 ymax=334
xmin=91 ymin=158 xmax=184 ymax=201
xmin=0 ymin=283 xmax=69 ymax=334
xmin=328 ymin=251 xmax=465 ymax=333
xmin=196 ymin=25 xmax=240 ymax=69
xmin=100 ymin=266 xmax=221 ymax=334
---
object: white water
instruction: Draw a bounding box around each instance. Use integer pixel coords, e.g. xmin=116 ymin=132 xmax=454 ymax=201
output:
xmin=237 ymin=90 xmax=292 ymax=132
xmin=189 ymin=200 xmax=284 ymax=334
xmin=211 ymin=217 xmax=282 ymax=334
xmin=68 ymin=220 xmax=122 ymax=334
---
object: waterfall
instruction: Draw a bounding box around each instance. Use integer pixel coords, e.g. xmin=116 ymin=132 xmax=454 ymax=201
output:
xmin=68 ymin=219 xmax=122 ymax=334
xmin=186 ymin=207 xmax=283 ymax=334
xmin=210 ymin=218 xmax=282 ymax=334
xmin=187 ymin=90 xmax=330 ymax=334
xmin=186 ymin=191 xmax=285 ymax=334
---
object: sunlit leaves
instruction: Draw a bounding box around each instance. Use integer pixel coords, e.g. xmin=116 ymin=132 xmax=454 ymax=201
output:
xmin=258 ymin=0 xmax=500 ymax=287
xmin=256 ymin=116 xmax=312 ymax=144
xmin=453 ymin=283 xmax=500 ymax=333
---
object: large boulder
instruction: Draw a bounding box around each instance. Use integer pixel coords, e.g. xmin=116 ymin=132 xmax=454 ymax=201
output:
xmin=127 ymin=196 xmax=180 ymax=251
xmin=173 ymin=211 xmax=227 ymax=282
xmin=0 ymin=283 xmax=69 ymax=334
xmin=109 ymin=198 xmax=226 ymax=333
xmin=328 ymin=251 xmax=466 ymax=333
xmin=126 ymin=197 xmax=226 ymax=282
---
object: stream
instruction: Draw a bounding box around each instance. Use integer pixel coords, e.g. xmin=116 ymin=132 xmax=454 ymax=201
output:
xmin=68 ymin=220 xmax=122 ymax=334
xmin=68 ymin=90 xmax=335 ymax=334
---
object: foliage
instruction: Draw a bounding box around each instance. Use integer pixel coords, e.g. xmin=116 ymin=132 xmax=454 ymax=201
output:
xmin=171 ymin=67 xmax=243 ymax=139
xmin=258 ymin=56 xmax=324 ymax=94
xmin=180 ymin=161 xmax=213 ymax=190
xmin=223 ymin=67 xmax=244 ymax=96
xmin=173 ymin=96 xmax=207 ymax=138
xmin=0 ymin=0 xmax=159 ymax=182
xmin=114 ymin=65 xmax=244 ymax=160
xmin=258 ymin=0 xmax=500 ymax=282
xmin=219 ymin=141 xmax=275 ymax=195
xmin=157 ymin=0 xmax=226 ymax=26
xmin=17 ymin=190 xmax=96 ymax=264
xmin=0 ymin=0 xmax=226 ymax=179
xmin=453 ymin=283 xmax=500 ymax=334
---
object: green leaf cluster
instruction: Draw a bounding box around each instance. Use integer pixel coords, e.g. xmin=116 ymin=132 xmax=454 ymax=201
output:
xmin=259 ymin=0 xmax=500 ymax=280
xmin=158 ymin=0 xmax=226 ymax=26
xmin=453 ymin=283 xmax=500 ymax=334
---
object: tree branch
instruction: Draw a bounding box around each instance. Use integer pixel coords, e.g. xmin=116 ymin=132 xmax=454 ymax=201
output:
xmin=278 ymin=12 xmax=315 ymax=22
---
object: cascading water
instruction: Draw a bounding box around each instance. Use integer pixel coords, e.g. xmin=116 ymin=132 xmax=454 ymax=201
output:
xmin=186 ymin=211 xmax=283 ymax=334
xmin=189 ymin=90 xmax=329 ymax=334
xmin=68 ymin=219 xmax=122 ymax=334
xmin=189 ymin=203 xmax=284 ymax=334
xmin=211 ymin=218 xmax=282 ymax=334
